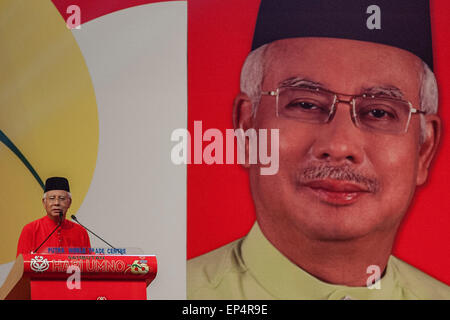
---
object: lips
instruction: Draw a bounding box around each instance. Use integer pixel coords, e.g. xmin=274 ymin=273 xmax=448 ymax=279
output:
xmin=302 ymin=179 xmax=371 ymax=205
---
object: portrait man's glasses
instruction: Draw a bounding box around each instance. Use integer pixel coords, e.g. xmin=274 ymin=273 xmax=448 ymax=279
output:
xmin=261 ymin=86 xmax=426 ymax=134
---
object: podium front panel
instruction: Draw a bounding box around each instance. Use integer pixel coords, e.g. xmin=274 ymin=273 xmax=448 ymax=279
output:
xmin=30 ymin=280 xmax=147 ymax=300
xmin=21 ymin=254 xmax=157 ymax=300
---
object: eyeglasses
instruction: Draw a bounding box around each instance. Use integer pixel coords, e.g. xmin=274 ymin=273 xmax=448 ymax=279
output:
xmin=46 ymin=195 xmax=69 ymax=202
xmin=261 ymin=86 xmax=425 ymax=134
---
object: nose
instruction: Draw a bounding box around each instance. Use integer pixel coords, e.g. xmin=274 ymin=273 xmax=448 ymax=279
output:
xmin=310 ymin=101 xmax=365 ymax=164
xmin=52 ymin=199 xmax=61 ymax=207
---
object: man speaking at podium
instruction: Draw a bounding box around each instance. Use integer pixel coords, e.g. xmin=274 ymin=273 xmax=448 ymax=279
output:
xmin=16 ymin=177 xmax=90 ymax=255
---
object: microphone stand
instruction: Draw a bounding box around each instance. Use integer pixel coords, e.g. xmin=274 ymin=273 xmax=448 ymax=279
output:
xmin=32 ymin=213 xmax=63 ymax=254
xmin=71 ymin=215 xmax=118 ymax=251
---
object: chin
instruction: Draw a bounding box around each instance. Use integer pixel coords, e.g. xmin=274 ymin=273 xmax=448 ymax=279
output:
xmin=290 ymin=207 xmax=385 ymax=242
xmin=305 ymin=226 xmax=372 ymax=242
xmin=50 ymin=212 xmax=62 ymax=217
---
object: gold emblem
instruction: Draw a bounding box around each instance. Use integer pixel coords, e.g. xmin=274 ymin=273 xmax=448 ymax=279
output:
xmin=126 ymin=260 xmax=149 ymax=275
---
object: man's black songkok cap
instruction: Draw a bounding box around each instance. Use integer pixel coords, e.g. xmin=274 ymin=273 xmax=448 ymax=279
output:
xmin=252 ymin=0 xmax=433 ymax=69
xmin=44 ymin=177 xmax=70 ymax=193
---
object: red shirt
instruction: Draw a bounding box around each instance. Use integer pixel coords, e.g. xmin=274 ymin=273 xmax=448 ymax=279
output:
xmin=17 ymin=215 xmax=91 ymax=256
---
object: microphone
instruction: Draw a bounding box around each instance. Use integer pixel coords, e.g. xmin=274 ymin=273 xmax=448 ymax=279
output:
xmin=32 ymin=211 xmax=63 ymax=254
xmin=70 ymin=215 xmax=118 ymax=251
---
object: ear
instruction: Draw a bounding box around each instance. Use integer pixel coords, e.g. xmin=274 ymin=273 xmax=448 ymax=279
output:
xmin=233 ymin=92 xmax=255 ymax=168
xmin=416 ymin=114 xmax=441 ymax=186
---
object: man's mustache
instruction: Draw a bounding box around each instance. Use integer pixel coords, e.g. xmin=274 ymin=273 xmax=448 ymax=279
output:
xmin=297 ymin=163 xmax=380 ymax=193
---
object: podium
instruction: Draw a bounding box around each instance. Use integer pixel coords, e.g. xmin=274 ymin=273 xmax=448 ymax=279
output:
xmin=0 ymin=253 xmax=157 ymax=300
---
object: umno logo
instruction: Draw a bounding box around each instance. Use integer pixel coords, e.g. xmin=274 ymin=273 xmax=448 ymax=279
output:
xmin=30 ymin=256 xmax=50 ymax=272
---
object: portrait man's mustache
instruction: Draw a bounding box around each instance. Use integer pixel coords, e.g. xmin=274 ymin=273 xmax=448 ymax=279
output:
xmin=297 ymin=163 xmax=380 ymax=194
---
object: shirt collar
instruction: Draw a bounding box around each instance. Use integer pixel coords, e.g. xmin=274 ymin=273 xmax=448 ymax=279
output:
xmin=241 ymin=222 xmax=400 ymax=299
xmin=43 ymin=214 xmax=69 ymax=229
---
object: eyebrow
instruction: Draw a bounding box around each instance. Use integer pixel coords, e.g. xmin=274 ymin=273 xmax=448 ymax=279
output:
xmin=278 ymin=77 xmax=325 ymax=89
xmin=361 ymin=86 xmax=404 ymax=99
xmin=279 ymin=76 xmax=405 ymax=99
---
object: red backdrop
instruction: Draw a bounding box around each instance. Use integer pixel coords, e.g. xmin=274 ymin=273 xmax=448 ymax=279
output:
xmin=187 ymin=0 xmax=450 ymax=286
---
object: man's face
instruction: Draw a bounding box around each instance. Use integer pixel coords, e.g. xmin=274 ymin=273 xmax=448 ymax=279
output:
xmin=242 ymin=38 xmax=439 ymax=241
xmin=42 ymin=190 xmax=72 ymax=219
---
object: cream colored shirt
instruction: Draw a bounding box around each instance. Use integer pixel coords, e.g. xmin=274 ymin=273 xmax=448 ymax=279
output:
xmin=188 ymin=223 xmax=450 ymax=299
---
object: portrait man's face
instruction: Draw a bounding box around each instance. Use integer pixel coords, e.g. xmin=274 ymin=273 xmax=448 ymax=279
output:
xmin=236 ymin=38 xmax=440 ymax=243
xmin=42 ymin=190 xmax=72 ymax=218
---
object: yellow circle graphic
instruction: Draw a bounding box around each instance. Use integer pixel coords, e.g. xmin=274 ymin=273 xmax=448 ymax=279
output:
xmin=0 ymin=0 xmax=98 ymax=263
